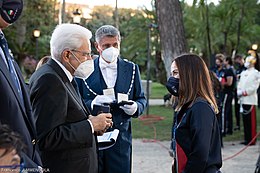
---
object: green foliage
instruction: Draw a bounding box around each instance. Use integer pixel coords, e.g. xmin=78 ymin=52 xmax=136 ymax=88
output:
xmin=86 ymin=4 xmax=164 ymax=82
xmin=132 ymin=106 xmax=260 ymax=142
xmin=3 ymin=0 xmax=260 ymax=83
xmin=183 ymin=0 xmax=260 ymax=57
xmin=150 ymin=82 xmax=168 ymax=99
xmin=120 ymin=10 xmax=147 ymax=66
xmin=132 ymin=105 xmax=173 ymax=141
xmin=4 ymin=0 xmax=57 ymax=62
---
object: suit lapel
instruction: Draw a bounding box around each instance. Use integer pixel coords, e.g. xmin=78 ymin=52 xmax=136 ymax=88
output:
xmin=115 ymin=58 xmax=131 ymax=95
xmin=48 ymin=59 xmax=89 ymax=116
xmin=0 ymin=58 xmax=26 ymax=113
xmin=0 ymin=56 xmax=36 ymax=136
xmin=86 ymin=58 xmax=106 ymax=95
xmin=65 ymin=82 xmax=89 ymax=115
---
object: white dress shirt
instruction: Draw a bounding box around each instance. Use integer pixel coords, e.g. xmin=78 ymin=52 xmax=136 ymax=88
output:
xmin=52 ymin=57 xmax=73 ymax=82
xmin=99 ymin=57 xmax=118 ymax=88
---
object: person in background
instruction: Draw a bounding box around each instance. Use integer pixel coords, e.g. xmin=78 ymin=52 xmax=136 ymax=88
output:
xmin=0 ymin=124 xmax=25 ymax=173
xmin=222 ymin=57 xmax=236 ymax=135
xmin=166 ymin=54 xmax=222 ymax=173
xmin=233 ymin=54 xmax=246 ymax=131
xmin=35 ymin=56 xmax=50 ymax=71
xmin=237 ymin=55 xmax=260 ymax=145
xmin=248 ymin=49 xmax=260 ymax=109
xmin=0 ymin=0 xmax=42 ymax=171
xmin=29 ymin=23 xmax=113 ymax=173
xmin=211 ymin=54 xmax=226 ymax=83
xmin=209 ymin=71 xmax=223 ymax=147
xmin=210 ymin=54 xmax=226 ymax=136
xmin=76 ymin=25 xmax=147 ymax=173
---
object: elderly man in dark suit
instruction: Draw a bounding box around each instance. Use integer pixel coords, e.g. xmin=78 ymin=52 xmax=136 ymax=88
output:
xmin=29 ymin=23 xmax=113 ymax=173
xmin=77 ymin=25 xmax=147 ymax=173
xmin=0 ymin=0 xmax=42 ymax=171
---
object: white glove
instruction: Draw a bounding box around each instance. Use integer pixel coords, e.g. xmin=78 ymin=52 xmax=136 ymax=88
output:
xmin=237 ymin=90 xmax=243 ymax=97
xmin=91 ymin=95 xmax=113 ymax=109
xmin=119 ymin=100 xmax=138 ymax=115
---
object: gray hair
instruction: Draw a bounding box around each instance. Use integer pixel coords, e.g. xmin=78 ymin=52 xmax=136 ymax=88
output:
xmin=50 ymin=23 xmax=92 ymax=61
xmin=95 ymin=25 xmax=121 ymax=43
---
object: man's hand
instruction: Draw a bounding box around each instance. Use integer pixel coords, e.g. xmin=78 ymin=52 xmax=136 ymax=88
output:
xmin=119 ymin=100 xmax=138 ymax=115
xmin=89 ymin=113 xmax=113 ymax=132
xmin=96 ymin=130 xmax=106 ymax=136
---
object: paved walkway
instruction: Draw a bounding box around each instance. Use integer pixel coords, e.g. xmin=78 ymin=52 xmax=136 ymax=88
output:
xmin=139 ymin=100 xmax=259 ymax=172
xmin=133 ymin=139 xmax=260 ymax=173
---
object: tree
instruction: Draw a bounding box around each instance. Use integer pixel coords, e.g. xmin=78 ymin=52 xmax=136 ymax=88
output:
xmin=4 ymin=0 xmax=57 ymax=64
xmin=155 ymin=0 xmax=187 ymax=78
xmin=184 ymin=0 xmax=260 ymax=64
xmin=3 ymin=0 xmax=57 ymax=79
xmin=86 ymin=5 xmax=165 ymax=82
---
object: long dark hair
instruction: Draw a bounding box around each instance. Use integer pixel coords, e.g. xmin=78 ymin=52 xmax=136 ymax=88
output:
xmin=173 ymin=53 xmax=218 ymax=113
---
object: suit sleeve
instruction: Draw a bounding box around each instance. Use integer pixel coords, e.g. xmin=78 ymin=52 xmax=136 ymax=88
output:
xmin=184 ymin=102 xmax=214 ymax=173
xmin=30 ymin=74 xmax=93 ymax=151
xmin=132 ymin=64 xmax=147 ymax=118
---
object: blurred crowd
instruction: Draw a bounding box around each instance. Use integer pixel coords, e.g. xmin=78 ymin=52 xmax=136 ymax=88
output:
xmin=210 ymin=47 xmax=260 ymax=146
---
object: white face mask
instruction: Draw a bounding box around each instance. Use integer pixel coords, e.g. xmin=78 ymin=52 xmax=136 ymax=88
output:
xmin=244 ymin=62 xmax=250 ymax=68
xmin=244 ymin=55 xmax=256 ymax=69
xmin=101 ymin=47 xmax=119 ymax=63
xmin=68 ymin=53 xmax=94 ymax=80
xmin=74 ymin=59 xmax=94 ymax=80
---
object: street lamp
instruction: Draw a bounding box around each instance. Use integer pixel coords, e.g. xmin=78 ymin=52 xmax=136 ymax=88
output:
xmin=146 ymin=23 xmax=158 ymax=116
xmin=252 ymin=44 xmax=258 ymax=51
xmin=73 ymin=9 xmax=81 ymax=24
xmin=33 ymin=29 xmax=41 ymax=59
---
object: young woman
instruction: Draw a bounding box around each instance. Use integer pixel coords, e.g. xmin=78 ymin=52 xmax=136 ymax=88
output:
xmin=166 ymin=54 xmax=222 ymax=173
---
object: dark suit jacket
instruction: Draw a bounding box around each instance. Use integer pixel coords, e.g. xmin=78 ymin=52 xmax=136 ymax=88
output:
xmin=76 ymin=57 xmax=147 ymax=173
xmin=0 ymin=51 xmax=41 ymax=168
xmin=29 ymin=59 xmax=98 ymax=173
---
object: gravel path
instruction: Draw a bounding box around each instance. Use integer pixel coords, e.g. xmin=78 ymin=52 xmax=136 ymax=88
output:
xmin=132 ymin=139 xmax=260 ymax=173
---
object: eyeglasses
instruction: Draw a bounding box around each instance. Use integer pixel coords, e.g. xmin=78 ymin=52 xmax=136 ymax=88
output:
xmin=71 ymin=49 xmax=92 ymax=58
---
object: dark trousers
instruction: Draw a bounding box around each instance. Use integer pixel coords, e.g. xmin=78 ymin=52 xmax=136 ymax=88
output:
xmin=234 ymin=90 xmax=240 ymax=128
xmin=222 ymin=92 xmax=233 ymax=134
xmin=98 ymin=131 xmax=132 ymax=173
xmin=242 ymin=104 xmax=257 ymax=145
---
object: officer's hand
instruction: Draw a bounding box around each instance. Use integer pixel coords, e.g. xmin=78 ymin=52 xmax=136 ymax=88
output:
xmin=119 ymin=100 xmax=138 ymax=115
xmin=237 ymin=90 xmax=243 ymax=97
xmin=91 ymin=95 xmax=113 ymax=109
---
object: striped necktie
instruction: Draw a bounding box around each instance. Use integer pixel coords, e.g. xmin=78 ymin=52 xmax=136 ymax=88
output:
xmin=71 ymin=78 xmax=81 ymax=98
xmin=0 ymin=33 xmax=24 ymax=105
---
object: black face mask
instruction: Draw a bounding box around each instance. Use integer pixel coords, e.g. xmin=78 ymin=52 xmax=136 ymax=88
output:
xmin=0 ymin=0 xmax=23 ymax=24
xmin=166 ymin=76 xmax=179 ymax=97
xmin=235 ymin=62 xmax=241 ymax=67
